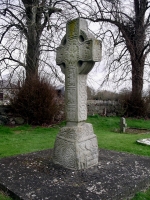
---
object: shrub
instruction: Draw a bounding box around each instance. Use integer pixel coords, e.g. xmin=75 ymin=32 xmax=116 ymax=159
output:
xmin=10 ymin=78 xmax=64 ymax=125
xmin=118 ymin=89 xmax=150 ymax=118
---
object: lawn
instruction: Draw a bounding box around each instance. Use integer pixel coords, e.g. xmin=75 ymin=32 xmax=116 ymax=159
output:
xmin=0 ymin=116 xmax=150 ymax=200
xmin=87 ymin=115 xmax=150 ymax=156
xmin=0 ymin=124 xmax=60 ymax=158
xmin=0 ymin=191 xmax=12 ymax=200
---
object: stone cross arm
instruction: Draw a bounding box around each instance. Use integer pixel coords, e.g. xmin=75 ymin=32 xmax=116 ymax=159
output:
xmin=56 ymin=18 xmax=102 ymax=75
xmin=79 ymin=39 xmax=102 ymax=62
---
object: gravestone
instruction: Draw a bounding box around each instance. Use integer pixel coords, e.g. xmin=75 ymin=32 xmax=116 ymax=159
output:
xmin=120 ymin=117 xmax=127 ymax=133
xmin=53 ymin=18 xmax=102 ymax=170
xmin=137 ymin=138 xmax=150 ymax=145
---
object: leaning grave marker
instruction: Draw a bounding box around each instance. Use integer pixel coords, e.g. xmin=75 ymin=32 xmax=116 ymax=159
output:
xmin=53 ymin=18 xmax=102 ymax=170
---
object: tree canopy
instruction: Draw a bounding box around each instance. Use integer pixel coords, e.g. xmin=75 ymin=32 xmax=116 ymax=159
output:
xmin=0 ymin=0 xmax=78 ymax=82
xmin=78 ymin=0 xmax=150 ymax=116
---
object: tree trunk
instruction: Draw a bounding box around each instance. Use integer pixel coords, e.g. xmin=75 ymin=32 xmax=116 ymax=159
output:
xmin=128 ymin=57 xmax=145 ymax=116
xmin=26 ymin=28 xmax=40 ymax=80
xmin=131 ymin=59 xmax=144 ymax=102
xmin=123 ymin=0 xmax=146 ymax=116
xmin=23 ymin=0 xmax=42 ymax=81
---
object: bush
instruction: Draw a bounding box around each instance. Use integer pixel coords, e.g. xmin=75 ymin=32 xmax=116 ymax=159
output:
xmin=10 ymin=78 xmax=64 ymax=125
xmin=118 ymin=89 xmax=150 ymax=118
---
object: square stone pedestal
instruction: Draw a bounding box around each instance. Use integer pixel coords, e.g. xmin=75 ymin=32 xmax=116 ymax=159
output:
xmin=53 ymin=123 xmax=99 ymax=170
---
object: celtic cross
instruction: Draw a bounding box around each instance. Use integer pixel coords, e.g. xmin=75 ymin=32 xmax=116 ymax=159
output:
xmin=56 ymin=18 xmax=102 ymax=126
xmin=53 ymin=18 xmax=102 ymax=170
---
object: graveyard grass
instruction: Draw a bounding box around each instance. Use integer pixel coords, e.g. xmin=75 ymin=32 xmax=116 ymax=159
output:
xmin=87 ymin=115 xmax=150 ymax=157
xmin=0 ymin=116 xmax=150 ymax=200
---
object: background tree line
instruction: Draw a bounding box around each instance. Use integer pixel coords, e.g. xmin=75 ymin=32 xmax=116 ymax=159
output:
xmin=0 ymin=0 xmax=150 ymax=122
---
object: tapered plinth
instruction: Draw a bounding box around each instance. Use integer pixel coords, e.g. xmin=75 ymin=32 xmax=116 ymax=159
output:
xmin=53 ymin=123 xmax=98 ymax=170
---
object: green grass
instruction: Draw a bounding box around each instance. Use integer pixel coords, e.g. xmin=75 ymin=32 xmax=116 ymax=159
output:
xmin=0 ymin=124 xmax=63 ymax=158
xmin=132 ymin=189 xmax=150 ymax=200
xmin=87 ymin=115 xmax=150 ymax=156
xmin=126 ymin=118 xmax=150 ymax=129
xmin=0 ymin=116 xmax=150 ymax=200
xmin=0 ymin=190 xmax=12 ymax=200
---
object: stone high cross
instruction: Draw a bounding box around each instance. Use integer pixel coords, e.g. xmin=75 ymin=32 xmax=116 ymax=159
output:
xmin=53 ymin=18 xmax=102 ymax=170
xmin=56 ymin=18 xmax=101 ymax=125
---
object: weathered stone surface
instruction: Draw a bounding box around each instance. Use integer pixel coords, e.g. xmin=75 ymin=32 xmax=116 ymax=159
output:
xmin=137 ymin=138 xmax=150 ymax=145
xmin=120 ymin=117 xmax=127 ymax=133
xmin=87 ymin=100 xmax=119 ymax=116
xmin=53 ymin=123 xmax=98 ymax=169
xmin=0 ymin=105 xmax=24 ymax=125
xmin=53 ymin=18 xmax=102 ymax=169
xmin=56 ymin=18 xmax=102 ymax=124
xmin=14 ymin=117 xmax=25 ymax=125
xmin=0 ymin=115 xmax=8 ymax=124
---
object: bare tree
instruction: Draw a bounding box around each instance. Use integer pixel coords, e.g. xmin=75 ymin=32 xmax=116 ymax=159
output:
xmin=80 ymin=0 xmax=150 ymax=116
xmin=1 ymin=0 xmax=149 ymax=116
xmin=0 ymin=0 xmax=78 ymax=82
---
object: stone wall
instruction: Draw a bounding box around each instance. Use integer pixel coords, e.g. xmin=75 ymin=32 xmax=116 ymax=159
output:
xmin=87 ymin=100 xmax=121 ymax=116
xmin=0 ymin=105 xmax=24 ymax=125
xmin=0 ymin=101 xmax=121 ymax=125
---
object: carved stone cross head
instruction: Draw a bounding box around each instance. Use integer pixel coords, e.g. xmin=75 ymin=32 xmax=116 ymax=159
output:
xmin=56 ymin=18 xmax=102 ymax=125
xmin=56 ymin=18 xmax=102 ymax=75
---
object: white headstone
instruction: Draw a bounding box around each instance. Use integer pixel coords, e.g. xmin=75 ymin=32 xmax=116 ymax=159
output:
xmin=53 ymin=18 xmax=102 ymax=170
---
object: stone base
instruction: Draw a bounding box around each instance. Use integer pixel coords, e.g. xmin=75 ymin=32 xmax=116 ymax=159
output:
xmin=53 ymin=123 xmax=99 ymax=170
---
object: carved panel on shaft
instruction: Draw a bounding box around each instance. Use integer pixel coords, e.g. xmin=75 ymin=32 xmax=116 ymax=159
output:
xmin=78 ymin=75 xmax=87 ymax=121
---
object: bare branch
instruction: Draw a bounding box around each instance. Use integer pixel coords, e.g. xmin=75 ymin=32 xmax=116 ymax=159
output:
xmin=3 ymin=8 xmax=27 ymax=36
